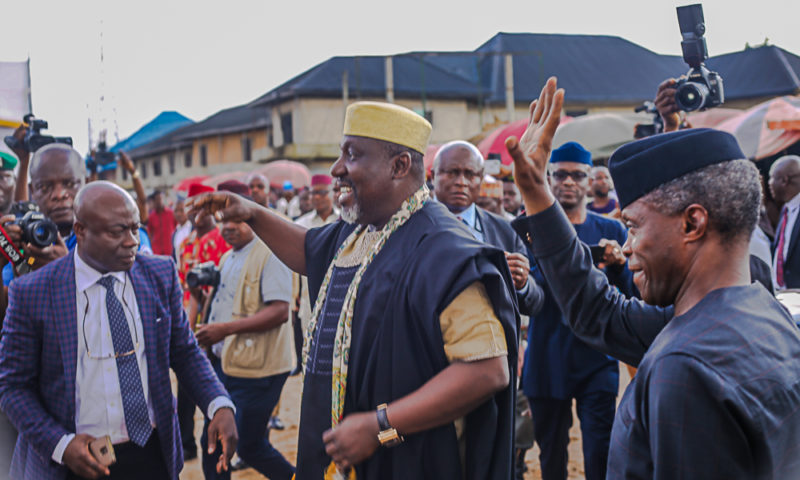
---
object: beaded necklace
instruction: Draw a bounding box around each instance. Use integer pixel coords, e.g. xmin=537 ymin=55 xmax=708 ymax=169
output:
xmin=302 ymin=185 xmax=430 ymax=428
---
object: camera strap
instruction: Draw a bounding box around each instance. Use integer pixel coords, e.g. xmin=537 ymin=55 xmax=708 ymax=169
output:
xmin=0 ymin=224 xmax=26 ymax=270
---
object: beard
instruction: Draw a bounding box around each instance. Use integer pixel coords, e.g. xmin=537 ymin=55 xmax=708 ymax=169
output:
xmin=341 ymin=202 xmax=361 ymax=224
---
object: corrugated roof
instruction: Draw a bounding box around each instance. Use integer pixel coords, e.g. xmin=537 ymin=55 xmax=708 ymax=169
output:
xmin=110 ymin=111 xmax=193 ymax=153
xmin=177 ymin=104 xmax=270 ymax=140
xmin=249 ymin=32 xmax=800 ymax=108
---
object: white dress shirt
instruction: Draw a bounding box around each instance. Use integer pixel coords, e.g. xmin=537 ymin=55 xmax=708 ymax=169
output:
xmin=53 ymin=252 xmax=233 ymax=463
xmin=773 ymin=192 xmax=800 ymax=290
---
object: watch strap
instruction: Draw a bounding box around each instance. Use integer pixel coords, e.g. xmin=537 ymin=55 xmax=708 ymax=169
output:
xmin=376 ymin=403 xmax=391 ymax=431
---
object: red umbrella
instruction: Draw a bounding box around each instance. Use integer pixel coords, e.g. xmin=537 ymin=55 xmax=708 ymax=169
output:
xmin=717 ymin=96 xmax=800 ymax=160
xmin=173 ymin=174 xmax=210 ymax=191
xmin=686 ymin=108 xmax=743 ymax=129
xmin=423 ymin=144 xmax=441 ymax=178
xmin=255 ymin=160 xmax=311 ymax=189
xmin=478 ymin=116 xmax=573 ymax=166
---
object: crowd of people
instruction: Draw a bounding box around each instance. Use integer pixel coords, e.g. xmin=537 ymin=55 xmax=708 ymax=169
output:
xmin=0 ymin=74 xmax=798 ymax=480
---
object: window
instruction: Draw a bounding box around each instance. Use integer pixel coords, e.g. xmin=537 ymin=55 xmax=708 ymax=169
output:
xmin=141 ymin=161 xmax=148 ymax=179
xmin=242 ymin=137 xmax=252 ymax=162
xmin=280 ymin=112 xmax=293 ymax=144
xmin=184 ymin=152 xmax=192 ymax=168
xmin=168 ymin=154 xmax=176 ymax=174
xmin=268 ymin=127 xmax=274 ymax=147
xmin=200 ymin=145 xmax=208 ymax=167
xmin=153 ymin=159 xmax=162 ymax=177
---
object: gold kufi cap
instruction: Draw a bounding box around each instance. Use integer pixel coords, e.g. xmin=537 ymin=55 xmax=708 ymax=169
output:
xmin=343 ymin=101 xmax=432 ymax=154
xmin=480 ymin=175 xmax=503 ymax=199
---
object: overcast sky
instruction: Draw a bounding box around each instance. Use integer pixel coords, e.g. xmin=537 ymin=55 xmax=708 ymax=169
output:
xmin=4 ymin=0 xmax=799 ymax=154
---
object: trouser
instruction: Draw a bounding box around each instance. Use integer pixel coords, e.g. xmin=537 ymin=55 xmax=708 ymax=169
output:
xmin=176 ymin=381 xmax=197 ymax=455
xmin=201 ymin=357 xmax=294 ymax=480
xmin=292 ymin=310 xmax=304 ymax=368
xmin=528 ymin=391 xmax=616 ymax=480
xmin=0 ymin=410 xmax=17 ymax=480
xmin=67 ymin=431 xmax=169 ymax=480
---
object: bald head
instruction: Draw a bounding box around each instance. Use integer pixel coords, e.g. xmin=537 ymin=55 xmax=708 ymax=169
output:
xmin=769 ymin=155 xmax=800 ymax=204
xmin=433 ymin=141 xmax=484 ymax=173
xmin=74 ymin=182 xmax=140 ymax=273
xmin=30 ymin=143 xmax=84 ymax=179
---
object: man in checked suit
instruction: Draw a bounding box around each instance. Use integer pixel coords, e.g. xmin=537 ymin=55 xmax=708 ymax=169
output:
xmin=0 ymin=182 xmax=238 ymax=479
xmin=432 ymin=141 xmax=544 ymax=317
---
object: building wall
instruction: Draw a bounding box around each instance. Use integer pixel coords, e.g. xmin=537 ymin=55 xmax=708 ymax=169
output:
xmin=128 ymin=128 xmax=268 ymax=191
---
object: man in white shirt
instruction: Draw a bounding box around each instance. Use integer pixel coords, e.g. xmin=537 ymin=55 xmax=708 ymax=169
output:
xmin=0 ymin=182 xmax=237 ymax=480
xmin=769 ymin=155 xmax=800 ymax=290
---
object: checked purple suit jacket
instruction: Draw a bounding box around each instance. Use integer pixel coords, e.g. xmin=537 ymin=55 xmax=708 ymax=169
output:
xmin=0 ymin=251 xmax=229 ymax=479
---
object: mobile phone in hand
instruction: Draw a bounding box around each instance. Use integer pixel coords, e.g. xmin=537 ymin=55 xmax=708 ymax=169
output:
xmin=88 ymin=436 xmax=116 ymax=467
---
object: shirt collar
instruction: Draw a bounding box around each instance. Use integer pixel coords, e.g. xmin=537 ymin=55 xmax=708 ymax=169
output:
xmin=74 ymin=250 xmax=128 ymax=293
xmin=457 ymin=203 xmax=478 ymax=228
xmin=786 ymin=191 xmax=800 ymax=211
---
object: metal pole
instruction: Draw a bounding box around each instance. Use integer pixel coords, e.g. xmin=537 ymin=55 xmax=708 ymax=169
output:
xmin=385 ymin=56 xmax=394 ymax=103
xmin=505 ymin=54 xmax=515 ymax=122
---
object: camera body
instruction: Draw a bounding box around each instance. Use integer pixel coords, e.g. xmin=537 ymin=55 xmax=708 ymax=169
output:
xmin=10 ymin=201 xmax=59 ymax=248
xmin=186 ymin=261 xmax=220 ymax=288
xmin=674 ymin=4 xmax=724 ymax=112
xmin=94 ymin=140 xmax=116 ymax=166
xmin=3 ymin=114 xmax=73 ymax=153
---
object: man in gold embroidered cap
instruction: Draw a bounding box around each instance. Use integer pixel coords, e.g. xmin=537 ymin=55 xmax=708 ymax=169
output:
xmin=189 ymin=101 xmax=519 ymax=479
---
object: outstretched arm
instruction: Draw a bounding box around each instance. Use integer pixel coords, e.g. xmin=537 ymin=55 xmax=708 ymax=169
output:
xmin=507 ymin=77 xmax=670 ymax=365
xmin=187 ymin=192 xmax=308 ymax=274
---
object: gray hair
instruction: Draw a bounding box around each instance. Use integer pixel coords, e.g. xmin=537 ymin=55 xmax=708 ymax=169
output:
xmin=640 ymin=159 xmax=761 ymax=244
xmin=433 ymin=140 xmax=484 ymax=173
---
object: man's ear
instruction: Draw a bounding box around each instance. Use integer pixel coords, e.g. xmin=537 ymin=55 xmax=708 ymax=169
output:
xmin=73 ymin=220 xmax=85 ymax=240
xmin=682 ymin=204 xmax=708 ymax=243
xmin=391 ymin=152 xmax=413 ymax=180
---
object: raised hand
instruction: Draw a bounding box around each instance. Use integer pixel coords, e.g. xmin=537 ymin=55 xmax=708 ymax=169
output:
xmin=505 ymin=77 xmax=565 ymax=215
xmin=654 ymin=78 xmax=681 ymax=133
xmin=186 ymin=191 xmax=257 ymax=225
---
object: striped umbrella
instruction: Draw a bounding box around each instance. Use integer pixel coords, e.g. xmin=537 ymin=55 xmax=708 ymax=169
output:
xmin=717 ymin=96 xmax=800 ymax=160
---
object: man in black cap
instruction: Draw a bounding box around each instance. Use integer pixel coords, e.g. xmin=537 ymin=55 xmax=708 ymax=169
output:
xmin=506 ymin=77 xmax=800 ymax=479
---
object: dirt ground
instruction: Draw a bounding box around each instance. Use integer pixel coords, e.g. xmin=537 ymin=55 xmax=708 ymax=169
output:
xmin=180 ymin=368 xmax=633 ymax=480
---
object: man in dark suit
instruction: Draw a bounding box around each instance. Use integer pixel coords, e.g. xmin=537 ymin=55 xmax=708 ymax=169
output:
xmin=0 ymin=182 xmax=237 ymax=480
xmin=432 ymin=140 xmax=544 ymax=317
xmin=769 ymin=154 xmax=800 ymax=290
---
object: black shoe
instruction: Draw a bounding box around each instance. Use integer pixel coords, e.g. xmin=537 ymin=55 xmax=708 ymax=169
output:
xmin=268 ymin=416 xmax=285 ymax=430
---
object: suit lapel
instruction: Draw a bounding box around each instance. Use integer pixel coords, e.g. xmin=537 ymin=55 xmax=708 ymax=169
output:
xmin=54 ymin=251 xmax=78 ymax=421
xmin=787 ymin=208 xmax=800 ymax=263
xmin=128 ymin=261 xmax=160 ymax=383
xmin=477 ymin=209 xmax=495 ymax=245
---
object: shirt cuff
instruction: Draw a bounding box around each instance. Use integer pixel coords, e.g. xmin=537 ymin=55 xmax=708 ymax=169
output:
xmin=52 ymin=433 xmax=75 ymax=464
xmin=516 ymin=278 xmax=530 ymax=295
xmin=207 ymin=396 xmax=236 ymax=419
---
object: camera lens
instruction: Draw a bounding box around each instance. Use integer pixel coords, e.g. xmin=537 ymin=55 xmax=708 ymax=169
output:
xmin=30 ymin=221 xmax=57 ymax=247
xmin=675 ymin=82 xmax=709 ymax=112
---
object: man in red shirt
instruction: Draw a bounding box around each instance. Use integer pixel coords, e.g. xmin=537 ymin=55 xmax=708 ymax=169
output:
xmin=148 ymin=189 xmax=177 ymax=256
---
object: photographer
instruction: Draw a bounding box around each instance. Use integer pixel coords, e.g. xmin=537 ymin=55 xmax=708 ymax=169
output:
xmin=194 ymin=181 xmax=295 ymax=480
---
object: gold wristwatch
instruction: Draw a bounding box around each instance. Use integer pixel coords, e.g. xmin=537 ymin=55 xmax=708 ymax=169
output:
xmin=376 ymin=403 xmax=403 ymax=447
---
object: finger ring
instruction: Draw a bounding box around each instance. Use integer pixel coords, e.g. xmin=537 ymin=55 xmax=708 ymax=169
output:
xmin=614 ymin=248 xmax=620 ymax=254
xmin=214 ymin=211 xmax=224 ymax=221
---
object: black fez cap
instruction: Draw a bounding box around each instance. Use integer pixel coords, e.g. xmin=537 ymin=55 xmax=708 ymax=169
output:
xmin=609 ymin=128 xmax=745 ymax=210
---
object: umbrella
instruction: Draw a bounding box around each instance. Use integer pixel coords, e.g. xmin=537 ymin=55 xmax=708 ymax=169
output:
xmin=173 ymin=174 xmax=210 ymax=191
xmin=423 ymin=144 xmax=441 ymax=178
xmin=717 ymin=96 xmax=800 ymax=160
xmin=202 ymin=171 xmax=247 ymax=188
xmin=255 ymin=160 xmax=311 ymax=189
xmin=552 ymin=112 xmax=652 ymax=160
xmin=477 ymin=117 xmax=573 ymax=167
xmin=686 ymin=108 xmax=744 ymax=129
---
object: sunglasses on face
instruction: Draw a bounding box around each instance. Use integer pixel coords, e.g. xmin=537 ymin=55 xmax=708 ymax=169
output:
xmin=551 ymin=170 xmax=588 ymax=182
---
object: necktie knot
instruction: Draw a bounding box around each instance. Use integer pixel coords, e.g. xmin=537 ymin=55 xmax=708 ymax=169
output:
xmin=97 ymin=276 xmax=115 ymax=290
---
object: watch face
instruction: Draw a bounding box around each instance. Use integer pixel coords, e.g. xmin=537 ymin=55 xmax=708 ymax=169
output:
xmin=378 ymin=428 xmax=403 ymax=447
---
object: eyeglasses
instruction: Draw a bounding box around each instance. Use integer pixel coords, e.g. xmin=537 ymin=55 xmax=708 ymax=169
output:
xmin=438 ymin=168 xmax=482 ymax=181
xmin=82 ymin=275 xmax=140 ymax=360
xmin=551 ymin=170 xmax=588 ymax=182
